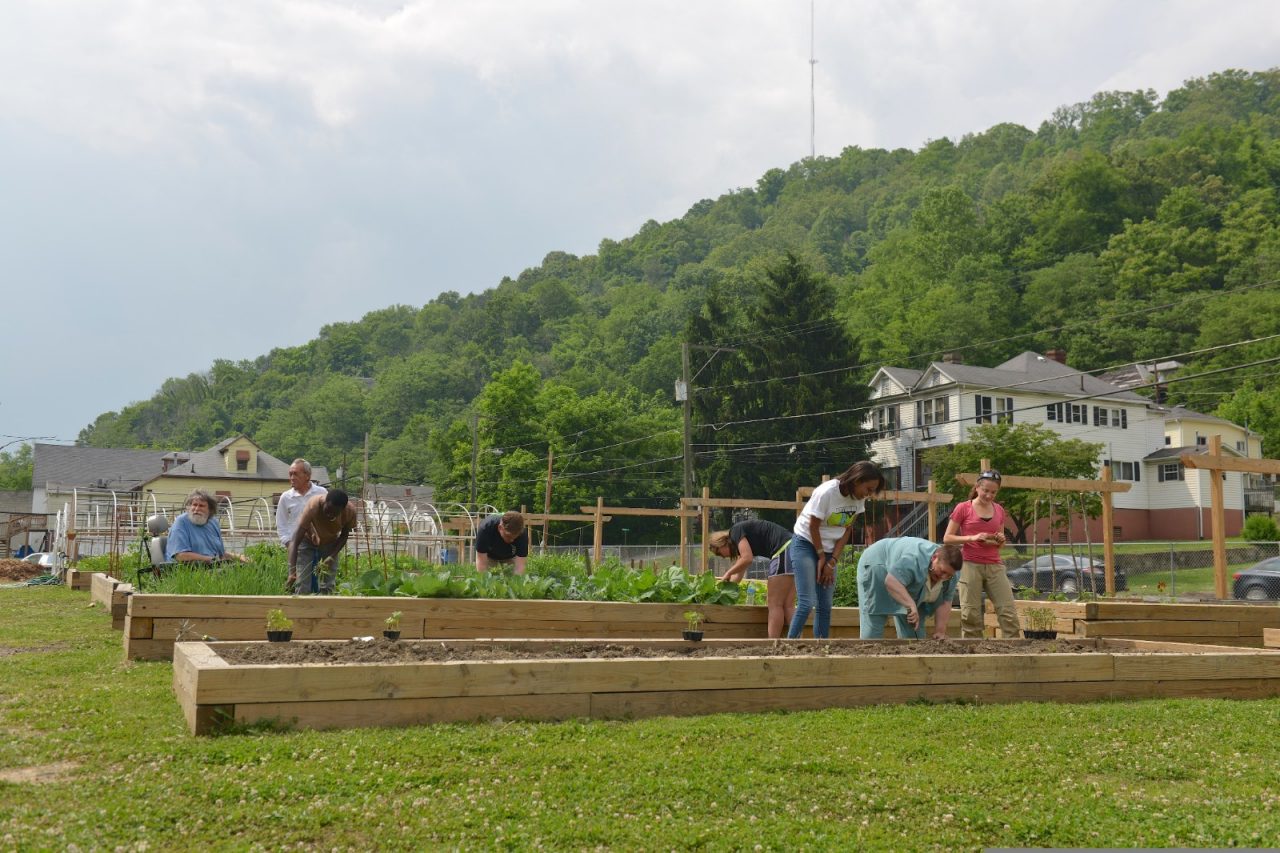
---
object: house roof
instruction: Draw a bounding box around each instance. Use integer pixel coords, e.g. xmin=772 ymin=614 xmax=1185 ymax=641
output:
xmin=1143 ymin=444 xmax=1244 ymax=462
xmin=1161 ymin=405 xmax=1245 ymax=429
xmin=34 ymin=438 xmax=329 ymax=491
xmin=32 ymin=443 xmax=170 ymax=490
xmin=150 ymin=436 xmax=329 ymax=485
xmin=876 ymin=351 xmax=1148 ymax=403
xmin=367 ymin=483 xmax=436 ymax=505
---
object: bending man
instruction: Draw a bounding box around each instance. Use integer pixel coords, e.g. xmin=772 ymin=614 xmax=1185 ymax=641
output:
xmin=475 ymin=511 xmax=528 ymax=574
xmin=287 ymin=490 xmax=357 ymax=595
xmin=856 ymin=537 xmax=963 ymax=639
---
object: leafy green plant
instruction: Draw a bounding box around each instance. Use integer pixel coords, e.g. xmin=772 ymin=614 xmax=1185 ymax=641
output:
xmin=1016 ymin=587 xmax=1039 ymax=600
xmin=265 ymin=609 xmax=293 ymax=632
xmin=384 ymin=611 xmax=402 ymax=631
xmin=1024 ymin=607 xmax=1055 ymax=632
xmin=1243 ymin=514 xmax=1280 ymax=542
xmin=683 ymin=610 xmax=704 ymax=632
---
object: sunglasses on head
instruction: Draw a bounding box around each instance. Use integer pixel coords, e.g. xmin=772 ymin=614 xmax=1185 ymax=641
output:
xmin=977 ymin=470 xmax=1002 ymax=483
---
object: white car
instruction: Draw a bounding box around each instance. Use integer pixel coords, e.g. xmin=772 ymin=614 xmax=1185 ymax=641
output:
xmin=22 ymin=552 xmax=57 ymax=569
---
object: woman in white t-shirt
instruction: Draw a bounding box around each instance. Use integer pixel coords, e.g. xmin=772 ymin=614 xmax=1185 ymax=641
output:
xmin=943 ymin=468 xmax=1019 ymax=637
xmin=786 ymin=461 xmax=885 ymax=639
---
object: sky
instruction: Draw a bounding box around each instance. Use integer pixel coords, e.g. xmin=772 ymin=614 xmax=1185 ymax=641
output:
xmin=1 ymin=0 xmax=1277 ymax=452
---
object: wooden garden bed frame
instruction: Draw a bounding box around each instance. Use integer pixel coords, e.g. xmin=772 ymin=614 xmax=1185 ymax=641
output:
xmin=990 ymin=599 xmax=1280 ymax=647
xmin=125 ymin=595 xmax=876 ymax=661
xmin=173 ymin=637 xmax=1280 ymax=735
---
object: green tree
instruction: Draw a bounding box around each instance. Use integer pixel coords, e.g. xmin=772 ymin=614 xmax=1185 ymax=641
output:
xmin=922 ymin=423 xmax=1104 ymax=544
xmin=0 ymin=443 xmax=34 ymax=490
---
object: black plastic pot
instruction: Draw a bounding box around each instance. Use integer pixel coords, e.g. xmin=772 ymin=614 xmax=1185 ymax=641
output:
xmin=682 ymin=630 xmax=704 ymax=642
xmin=383 ymin=630 xmax=401 ymax=641
xmin=1022 ymin=629 xmax=1058 ymax=640
xmin=266 ymin=630 xmax=293 ymax=642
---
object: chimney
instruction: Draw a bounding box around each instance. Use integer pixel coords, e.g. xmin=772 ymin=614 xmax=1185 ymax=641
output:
xmin=941 ymin=351 xmax=963 ymax=365
xmin=1044 ymin=348 xmax=1067 ymax=364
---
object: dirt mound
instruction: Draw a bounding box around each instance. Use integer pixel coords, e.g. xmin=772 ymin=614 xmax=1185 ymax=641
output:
xmin=0 ymin=559 xmax=46 ymax=583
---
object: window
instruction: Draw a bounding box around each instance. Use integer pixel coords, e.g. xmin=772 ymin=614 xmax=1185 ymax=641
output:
xmin=1104 ymin=460 xmax=1140 ymax=481
xmin=1092 ymin=407 xmax=1129 ymax=429
xmin=235 ymin=449 xmax=250 ymax=471
xmin=1164 ymin=436 xmax=1172 ymax=446
xmin=1237 ymin=440 xmax=1246 ymax=452
xmin=976 ymin=395 xmax=1014 ymax=424
xmin=1047 ymin=402 xmax=1086 ymax=424
xmin=881 ymin=466 xmax=901 ymax=491
xmin=871 ymin=405 xmax=898 ymax=436
xmin=1158 ymin=463 xmax=1185 ymax=482
xmin=1195 ymin=435 xmax=1207 ymax=446
xmin=915 ymin=397 xmax=949 ymax=428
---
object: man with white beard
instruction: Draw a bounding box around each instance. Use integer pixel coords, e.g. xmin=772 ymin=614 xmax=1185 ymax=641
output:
xmin=166 ymin=489 xmax=247 ymax=565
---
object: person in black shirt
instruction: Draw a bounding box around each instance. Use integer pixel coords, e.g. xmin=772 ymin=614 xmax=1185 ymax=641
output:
xmin=475 ymin=511 xmax=528 ymax=574
xmin=709 ymin=519 xmax=793 ymax=638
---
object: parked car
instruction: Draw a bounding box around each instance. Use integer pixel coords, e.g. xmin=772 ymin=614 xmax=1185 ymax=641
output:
xmin=1006 ymin=554 xmax=1127 ymax=595
xmin=21 ymin=552 xmax=57 ymax=569
xmin=1232 ymin=557 xmax=1280 ymax=601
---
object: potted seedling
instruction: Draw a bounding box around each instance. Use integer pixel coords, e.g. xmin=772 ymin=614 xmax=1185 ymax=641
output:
xmin=265 ymin=608 xmax=294 ymax=642
xmin=384 ymin=610 xmax=403 ymax=641
xmin=682 ymin=610 xmax=704 ymax=642
xmin=1022 ymin=607 xmax=1057 ymax=640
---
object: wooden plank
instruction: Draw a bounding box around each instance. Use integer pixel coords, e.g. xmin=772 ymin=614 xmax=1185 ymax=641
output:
xmin=90 ymin=572 xmax=118 ymax=607
xmin=232 ymin=692 xmax=592 ymax=732
xmin=578 ymin=505 xmax=700 ymax=518
xmin=1087 ymin=601 xmax=1280 ymax=624
xmin=186 ymin=650 xmax=1118 ymax=705
xmin=1264 ymin=628 xmax=1280 ymax=648
xmin=1076 ymin=620 xmax=1245 ymax=639
xmin=126 ymin=638 xmax=179 ymax=661
xmin=1114 ymin=651 xmax=1280 ymax=681
xmin=126 ymin=615 xmax=154 ymax=640
xmin=1179 ymin=454 xmax=1280 ymax=475
xmin=955 ymin=473 xmax=1131 ymax=493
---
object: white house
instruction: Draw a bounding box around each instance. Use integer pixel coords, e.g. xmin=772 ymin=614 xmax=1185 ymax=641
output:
xmin=864 ymin=351 xmax=1255 ymax=541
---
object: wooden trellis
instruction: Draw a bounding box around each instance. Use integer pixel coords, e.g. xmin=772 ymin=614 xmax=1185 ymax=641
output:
xmin=1180 ymin=434 xmax=1280 ymax=599
xmin=956 ymin=458 xmax=1132 ymax=594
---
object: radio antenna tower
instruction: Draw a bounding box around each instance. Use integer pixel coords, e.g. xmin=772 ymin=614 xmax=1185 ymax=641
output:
xmin=809 ymin=0 xmax=817 ymax=160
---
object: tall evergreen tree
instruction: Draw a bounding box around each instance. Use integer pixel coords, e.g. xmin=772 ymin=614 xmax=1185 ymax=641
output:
xmin=690 ymin=253 xmax=872 ymax=506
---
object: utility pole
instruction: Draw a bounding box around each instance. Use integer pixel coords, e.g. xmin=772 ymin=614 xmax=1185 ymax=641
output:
xmin=469 ymin=412 xmax=479 ymax=506
xmin=361 ymin=433 xmax=370 ymax=503
xmin=810 ymin=0 xmax=817 ymax=161
xmin=541 ymin=448 xmax=554 ymax=555
xmin=676 ymin=342 xmax=738 ymax=562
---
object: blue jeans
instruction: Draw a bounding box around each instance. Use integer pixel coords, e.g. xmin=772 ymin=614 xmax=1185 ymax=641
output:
xmin=787 ymin=537 xmax=834 ymax=638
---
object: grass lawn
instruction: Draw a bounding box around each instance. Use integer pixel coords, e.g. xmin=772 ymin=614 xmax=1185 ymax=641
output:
xmin=3 ymin=586 xmax=1280 ymax=850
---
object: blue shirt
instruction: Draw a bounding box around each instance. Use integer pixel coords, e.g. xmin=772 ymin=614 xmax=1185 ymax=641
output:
xmin=166 ymin=513 xmax=227 ymax=561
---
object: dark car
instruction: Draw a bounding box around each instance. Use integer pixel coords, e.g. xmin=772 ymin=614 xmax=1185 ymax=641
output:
xmin=1006 ymin=554 xmax=1127 ymax=595
xmin=1232 ymin=557 xmax=1280 ymax=601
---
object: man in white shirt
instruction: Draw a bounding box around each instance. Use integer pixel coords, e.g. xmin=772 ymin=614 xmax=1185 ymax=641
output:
xmin=277 ymin=459 xmax=327 ymax=587
xmin=277 ymin=459 xmax=328 ymax=546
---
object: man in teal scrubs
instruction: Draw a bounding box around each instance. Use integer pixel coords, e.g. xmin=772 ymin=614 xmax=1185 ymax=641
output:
xmin=857 ymin=537 xmax=963 ymax=639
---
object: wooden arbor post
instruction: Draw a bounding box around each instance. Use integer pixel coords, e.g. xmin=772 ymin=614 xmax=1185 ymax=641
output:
xmin=1180 ymin=434 xmax=1280 ymax=600
xmin=955 ymin=467 xmax=1132 ymax=594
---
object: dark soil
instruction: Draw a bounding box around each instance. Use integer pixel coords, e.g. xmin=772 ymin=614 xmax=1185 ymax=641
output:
xmin=216 ymin=637 xmax=1108 ymax=665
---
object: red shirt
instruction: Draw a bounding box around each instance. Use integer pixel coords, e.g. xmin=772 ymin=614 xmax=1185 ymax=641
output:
xmin=950 ymin=500 xmax=1006 ymax=564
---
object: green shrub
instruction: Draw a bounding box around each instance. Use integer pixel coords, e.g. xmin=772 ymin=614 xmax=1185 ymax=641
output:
xmin=1242 ymin=514 xmax=1280 ymax=542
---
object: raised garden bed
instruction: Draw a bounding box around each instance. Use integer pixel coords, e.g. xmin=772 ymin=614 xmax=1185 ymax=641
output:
xmin=989 ymin=599 xmax=1280 ymax=647
xmin=126 ymin=594 xmax=895 ymax=661
xmin=89 ymin=573 xmax=133 ymax=631
xmin=172 ymin=637 xmax=1280 ymax=735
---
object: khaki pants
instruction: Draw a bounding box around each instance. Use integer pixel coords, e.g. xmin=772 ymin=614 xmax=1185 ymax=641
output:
xmin=959 ymin=561 xmax=1020 ymax=638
